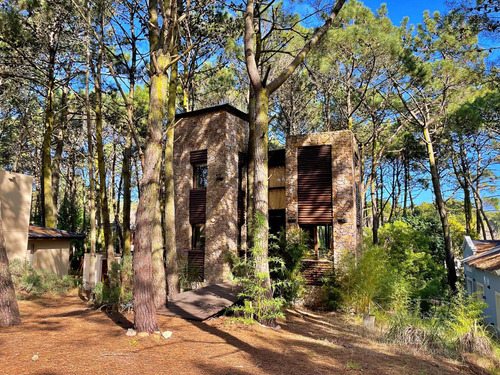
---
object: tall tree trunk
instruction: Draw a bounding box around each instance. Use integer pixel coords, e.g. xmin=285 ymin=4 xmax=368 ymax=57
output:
xmin=252 ymin=87 xmax=272 ymax=292
xmin=94 ymin=42 xmax=114 ymax=280
xmin=41 ymin=47 xmax=57 ymax=228
xmin=133 ymin=64 xmax=168 ymax=330
xmin=121 ymin=133 xmax=132 ymax=294
xmin=0 ymin=201 xmax=21 ymax=327
xmin=85 ymin=14 xmax=97 ymax=291
xmin=246 ymin=90 xmax=256 ymax=253
xmin=423 ymin=126 xmax=456 ymax=291
xmin=370 ymin=137 xmax=379 ymax=244
xmin=52 ymin=80 xmax=68 ymax=223
xmin=164 ymin=45 xmax=179 ymax=298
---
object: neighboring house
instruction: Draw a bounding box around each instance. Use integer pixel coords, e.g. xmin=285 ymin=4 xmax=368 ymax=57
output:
xmin=462 ymin=236 xmax=500 ymax=335
xmin=0 ymin=169 xmax=33 ymax=262
xmin=28 ymin=225 xmax=85 ymax=277
xmin=1 ymin=168 xmax=85 ymax=278
xmin=173 ymin=104 xmax=362 ymax=285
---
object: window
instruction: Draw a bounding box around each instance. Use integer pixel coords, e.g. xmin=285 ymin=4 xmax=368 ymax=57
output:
xmin=193 ymin=164 xmax=207 ymax=189
xmin=300 ymin=224 xmax=333 ymax=259
xmin=192 ymin=224 xmax=206 ymax=249
xmin=467 ymin=277 xmax=473 ymax=295
xmin=476 ymin=282 xmax=485 ymax=302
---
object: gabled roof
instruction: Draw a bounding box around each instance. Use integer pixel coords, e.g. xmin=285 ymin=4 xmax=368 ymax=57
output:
xmin=28 ymin=225 xmax=86 ymax=240
xmin=462 ymin=239 xmax=500 ymax=273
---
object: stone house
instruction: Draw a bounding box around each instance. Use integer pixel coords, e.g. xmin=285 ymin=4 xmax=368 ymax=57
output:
xmin=173 ymin=104 xmax=362 ymax=285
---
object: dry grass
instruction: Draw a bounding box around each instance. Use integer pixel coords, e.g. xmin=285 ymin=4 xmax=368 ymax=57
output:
xmin=0 ymin=292 xmax=486 ymax=375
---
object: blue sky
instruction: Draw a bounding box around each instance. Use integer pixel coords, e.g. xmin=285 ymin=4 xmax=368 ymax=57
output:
xmin=362 ymin=0 xmax=447 ymax=25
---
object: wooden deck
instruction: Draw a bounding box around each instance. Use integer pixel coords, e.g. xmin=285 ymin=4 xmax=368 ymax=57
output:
xmin=157 ymin=282 xmax=241 ymax=321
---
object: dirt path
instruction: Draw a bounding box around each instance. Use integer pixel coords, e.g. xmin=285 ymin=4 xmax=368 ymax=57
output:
xmin=0 ymin=293 xmax=473 ymax=375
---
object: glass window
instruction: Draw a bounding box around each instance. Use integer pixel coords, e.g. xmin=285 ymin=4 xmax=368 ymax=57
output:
xmin=194 ymin=164 xmax=207 ymax=189
xmin=300 ymin=224 xmax=333 ymax=259
xmin=192 ymin=224 xmax=205 ymax=249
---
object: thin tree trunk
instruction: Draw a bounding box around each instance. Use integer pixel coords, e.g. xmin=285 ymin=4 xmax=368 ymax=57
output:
xmin=52 ymin=79 xmax=69 ymax=222
xmin=94 ymin=37 xmax=114 ymax=280
xmin=246 ymin=90 xmax=256 ymax=253
xmin=85 ymin=9 xmax=97 ymax=290
xmin=0 ymin=201 xmax=21 ymax=327
xmin=41 ymin=47 xmax=57 ymax=228
xmin=423 ymin=126 xmax=456 ymax=291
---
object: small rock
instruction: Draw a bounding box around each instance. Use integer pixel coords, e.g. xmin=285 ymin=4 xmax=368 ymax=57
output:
xmin=126 ymin=329 xmax=136 ymax=337
xmin=137 ymin=332 xmax=149 ymax=338
xmin=161 ymin=331 xmax=173 ymax=339
xmin=32 ymin=355 xmax=38 ymax=362
xmin=153 ymin=331 xmax=161 ymax=335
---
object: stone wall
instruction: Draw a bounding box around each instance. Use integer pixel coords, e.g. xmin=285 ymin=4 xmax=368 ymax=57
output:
xmin=285 ymin=131 xmax=361 ymax=262
xmin=173 ymin=108 xmax=248 ymax=284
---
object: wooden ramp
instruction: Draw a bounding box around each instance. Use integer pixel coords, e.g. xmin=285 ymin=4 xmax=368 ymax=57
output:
xmin=157 ymin=282 xmax=241 ymax=321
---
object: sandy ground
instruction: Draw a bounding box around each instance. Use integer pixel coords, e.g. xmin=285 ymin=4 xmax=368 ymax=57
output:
xmin=0 ymin=292 xmax=482 ymax=375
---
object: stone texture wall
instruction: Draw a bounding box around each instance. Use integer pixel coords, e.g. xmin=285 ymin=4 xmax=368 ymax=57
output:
xmin=285 ymin=131 xmax=361 ymax=262
xmin=174 ymin=109 xmax=248 ymax=284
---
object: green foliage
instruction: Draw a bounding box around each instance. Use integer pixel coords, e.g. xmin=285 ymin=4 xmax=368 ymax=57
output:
xmin=231 ymin=213 xmax=285 ymax=325
xmin=385 ymin=287 xmax=493 ymax=358
xmin=327 ymin=244 xmax=394 ymax=314
xmin=269 ymin=229 xmax=308 ymax=303
xmin=91 ymin=262 xmax=131 ymax=308
xmin=9 ymin=258 xmax=80 ymax=296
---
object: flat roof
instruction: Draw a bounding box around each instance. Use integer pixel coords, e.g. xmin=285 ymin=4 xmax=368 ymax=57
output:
xmin=175 ymin=104 xmax=249 ymax=122
xmin=28 ymin=225 xmax=86 ymax=240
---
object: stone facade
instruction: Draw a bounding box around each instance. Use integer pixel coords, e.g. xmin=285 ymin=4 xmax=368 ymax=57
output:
xmin=285 ymin=131 xmax=362 ymax=263
xmin=173 ymin=106 xmax=248 ymax=284
xmin=173 ymin=106 xmax=361 ymax=284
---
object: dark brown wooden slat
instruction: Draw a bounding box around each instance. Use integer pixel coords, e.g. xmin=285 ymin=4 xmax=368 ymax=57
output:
xmin=298 ymin=145 xmax=332 ymax=224
xmin=190 ymin=150 xmax=207 ymax=164
xmin=190 ymin=188 xmax=206 ymax=224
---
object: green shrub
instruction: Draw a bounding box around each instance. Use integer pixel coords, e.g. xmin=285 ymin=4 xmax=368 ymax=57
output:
xmin=8 ymin=258 xmax=80 ymax=296
xmin=269 ymin=229 xmax=308 ymax=303
xmin=231 ymin=213 xmax=285 ymax=325
xmin=324 ymin=243 xmax=396 ymax=314
xmin=91 ymin=262 xmax=126 ymax=308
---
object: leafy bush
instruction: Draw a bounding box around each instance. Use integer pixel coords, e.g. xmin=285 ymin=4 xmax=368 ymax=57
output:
xmin=269 ymin=229 xmax=308 ymax=303
xmin=9 ymin=258 xmax=80 ymax=296
xmin=91 ymin=261 xmax=130 ymax=308
xmin=231 ymin=213 xmax=286 ymax=325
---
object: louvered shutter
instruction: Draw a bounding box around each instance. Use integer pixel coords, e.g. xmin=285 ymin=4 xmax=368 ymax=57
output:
xmin=298 ymin=145 xmax=332 ymax=224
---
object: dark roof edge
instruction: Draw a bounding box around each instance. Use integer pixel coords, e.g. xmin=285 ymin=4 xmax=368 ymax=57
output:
xmin=175 ymin=104 xmax=249 ymax=122
xmin=28 ymin=225 xmax=86 ymax=240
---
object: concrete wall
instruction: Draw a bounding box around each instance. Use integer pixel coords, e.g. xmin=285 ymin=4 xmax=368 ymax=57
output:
xmin=0 ymin=169 xmax=33 ymax=261
xmin=28 ymin=239 xmax=71 ymax=278
xmin=174 ymin=110 xmax=249 ymax=284
xmin=285 ymin=131 xmax=361 ymax=262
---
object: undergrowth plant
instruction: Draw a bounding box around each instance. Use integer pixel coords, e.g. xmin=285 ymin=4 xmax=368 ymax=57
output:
xmin=9 ymin=258 xmax=80 ymax=296
xmin=231 ymin=213 xmax=285 ymax=325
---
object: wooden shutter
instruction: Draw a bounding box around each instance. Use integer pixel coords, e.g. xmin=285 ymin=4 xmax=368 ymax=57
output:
xmin=298 ymin=145 xmax=332 ymax=224
xmin=188 ymin=249 xmax=204 ymax=281
xmin=190 ymin=150 xmax=207 ymax=164
xmin=189 ymin=189 xmax=206 ymax=224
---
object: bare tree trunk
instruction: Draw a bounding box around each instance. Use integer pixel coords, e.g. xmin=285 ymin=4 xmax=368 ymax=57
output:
xmin=41 ymin=47 xmax=57 ymax=228
xmin=85 ymin=12 xmax=97 ymax=291
xmin=423 ymin=126 xmax=456 ymax=291
xmin=164 ymin=47 xmax=179 ymax=298
xmin=52 ymin=79 xmax=69 ymax=223
xmin=0 ymin=201 xmax=21 ymax=327
xmin=94 ymin=37 xmax=114 ymax=280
